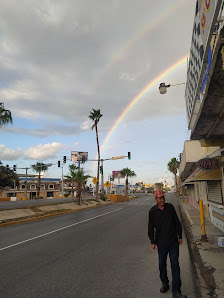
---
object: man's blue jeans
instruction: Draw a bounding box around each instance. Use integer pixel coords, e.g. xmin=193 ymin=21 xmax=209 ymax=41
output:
xmin=158 ymin=242 xmax=181 ymax=294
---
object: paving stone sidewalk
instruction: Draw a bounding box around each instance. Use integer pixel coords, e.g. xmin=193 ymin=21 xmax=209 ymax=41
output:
xmin=179 ymin=200 xmax=224 ymax=297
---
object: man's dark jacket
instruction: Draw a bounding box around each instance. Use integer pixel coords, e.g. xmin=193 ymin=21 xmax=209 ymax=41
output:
xmin=148 ymin=203 xmax=182 ymax=246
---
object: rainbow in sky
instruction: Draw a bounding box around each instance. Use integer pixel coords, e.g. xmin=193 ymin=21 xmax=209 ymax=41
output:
xmin=100 ymin=55 xmax=188 ymax=154
xmin=85 ymin=0 xmax=187 ymax=96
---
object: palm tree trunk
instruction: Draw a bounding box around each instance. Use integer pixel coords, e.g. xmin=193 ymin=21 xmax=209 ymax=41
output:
xmin=77 ymin=183 xmax=81 ymax=205
xmin=72 ymin=181 xmax=74 ymax=197
xmin=175 ymin=174 xmax=178 ymax=194
xmin=125 ymin=177 xmax=128 ymax=196
xmin=95 ymin=122 xmax=100 ymax=200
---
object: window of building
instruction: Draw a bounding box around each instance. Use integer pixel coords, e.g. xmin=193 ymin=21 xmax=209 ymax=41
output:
xmin=21 ymin=184 xmax=26 ymax=189
xmin=40 ymin=184 xmax=45 ymax=189
xmin=49 ymin=184 xmax=54 ymax=189
xmin=30 ymin=184 xmax=36 ymax=190
xmin=47 ymin=191 xmax=54 ymax=197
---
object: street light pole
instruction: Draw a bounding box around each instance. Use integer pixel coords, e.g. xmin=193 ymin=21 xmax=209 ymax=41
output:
xmin=25 ymin=167 xmax=28 ymax=199
xmin=101 ymin=159 xmax=104 ymax=193
xmin=62 ymin=162 xmax=64 ymax=197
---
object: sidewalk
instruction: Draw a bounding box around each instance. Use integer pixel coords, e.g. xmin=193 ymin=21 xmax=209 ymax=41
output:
xmin=179 ymin=200 xmax=224 ymax=297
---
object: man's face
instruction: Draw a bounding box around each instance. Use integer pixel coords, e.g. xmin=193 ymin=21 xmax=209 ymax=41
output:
xmin=155 ymin=196 xmax=165 ymax=208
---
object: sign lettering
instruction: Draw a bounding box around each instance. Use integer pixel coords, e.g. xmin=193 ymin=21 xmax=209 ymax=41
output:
xmin=196 ymin=158 xmax=222 ymax=170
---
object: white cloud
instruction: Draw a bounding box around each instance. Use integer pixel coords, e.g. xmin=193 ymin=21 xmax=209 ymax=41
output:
xmin=81 ymin=121 xmax=91 ymax=130
xmin=24 ymin=142 xmax=65 ymax=160
xmin=0 ymin=144 xmax=22 ymax=160
xmin=73 ymin=142 xmax=81 ymax=148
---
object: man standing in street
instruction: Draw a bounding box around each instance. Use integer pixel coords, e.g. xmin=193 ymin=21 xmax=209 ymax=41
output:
xmin=148 ymin=190 xmax=187 ymax=298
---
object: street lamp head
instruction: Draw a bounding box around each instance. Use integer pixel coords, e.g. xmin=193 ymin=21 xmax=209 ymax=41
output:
xmin=159 ymin=83 xmax=170 ymax=94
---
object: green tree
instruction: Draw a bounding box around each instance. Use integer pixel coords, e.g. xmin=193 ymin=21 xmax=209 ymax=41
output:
xmin=64 ymin=164 xmax=78 ymax=197
xmin=0 ymin=165 xmax=19 ymax=191
xmin=89 ymin=108 xmax=103 ymax=199
xmin=71 ymin=167 xmax=91 ymax=205
xmin=120 ymin=168 xmax=136 ymax=195
xmin=0 ymin=103 xmax=12 ymax=127
xmin=31 ymin=162 xmax=48 ymax=199
xmin=167 ymin=157 xmax=180 ymax=194
xmin=154 ymin=182 xmax=164 ymax=190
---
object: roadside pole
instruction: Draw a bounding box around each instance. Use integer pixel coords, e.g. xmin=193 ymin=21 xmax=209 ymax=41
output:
xmin=101 ymin=159 xmax=104 ymax=193
xmin=13 ymin=179 xmax=16 ymax=197
xmin=61 ymin=162 xmax=64 ymax=197
xmin=25 ymin=167 xmax=28 ymax=199
xmin=199 ymin=199 xmax=208 ymax=242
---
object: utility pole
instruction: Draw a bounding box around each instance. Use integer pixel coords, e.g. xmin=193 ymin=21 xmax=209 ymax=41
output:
xmin=25 ymin=167 xmax=28 ymax=199
xmin=61 ymin=162 xmax=64 ymax=197
xmin=101 ymin=159 xmax=104 ymax=193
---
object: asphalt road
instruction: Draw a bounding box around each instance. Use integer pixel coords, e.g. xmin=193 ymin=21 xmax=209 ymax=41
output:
xmin=0 ymin=194 xmax=197 ymax=297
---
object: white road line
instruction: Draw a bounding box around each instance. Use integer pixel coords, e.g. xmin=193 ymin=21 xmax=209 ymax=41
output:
xmin=0 ymin=208 xmax=123 ymax=252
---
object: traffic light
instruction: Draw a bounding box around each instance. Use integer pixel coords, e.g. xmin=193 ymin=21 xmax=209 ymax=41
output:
xmin=63 ymin=156 xmax=66 ymax=163
xmin=6 ymin=164 xmax=9 ymax=172
xmin=13 ymin=165 xmax=16 ymax=172
xmin=100 ymin=166 xmax=103 ymax=174
xmin=58 ymin=161 xmax=60 ymax=167
xmin=128 ymin=152 xmax=131 ymax=160
xmin=82 ymin=155 xmax=85 ymax=163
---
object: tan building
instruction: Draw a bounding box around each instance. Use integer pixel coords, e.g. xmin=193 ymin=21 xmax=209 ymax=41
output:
xmin=2 ymin=178 xmax=61 ymax=200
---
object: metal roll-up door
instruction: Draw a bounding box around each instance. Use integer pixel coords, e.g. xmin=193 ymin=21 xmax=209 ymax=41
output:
xmin=207 ymin=181 xmax=223 ymax=204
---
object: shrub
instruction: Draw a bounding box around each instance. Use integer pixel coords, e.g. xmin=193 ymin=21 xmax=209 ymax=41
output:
xmin=99 ymin=193 xmax=106 ymax=201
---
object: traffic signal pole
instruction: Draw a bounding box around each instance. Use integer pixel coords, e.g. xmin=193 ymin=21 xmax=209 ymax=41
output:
xmin=61 ymin=162 xmax=64 ymax=197
xmin=101 ymin=159 xmax=104 ymax=193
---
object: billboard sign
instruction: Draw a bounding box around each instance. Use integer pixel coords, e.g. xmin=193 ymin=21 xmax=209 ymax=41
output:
xmin=196 ymin=158 xmax=222 ymax=170
xmin=185 ymin=0 xmax=222 ymax=127
xmin=71 ymin=151 xmax=88 ymax=162
xmin=112 ymin=171 xmax=125 ymax=179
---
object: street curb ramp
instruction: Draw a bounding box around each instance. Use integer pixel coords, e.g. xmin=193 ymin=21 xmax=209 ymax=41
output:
xmin=179 ymin=203 xmax=217 ymax=298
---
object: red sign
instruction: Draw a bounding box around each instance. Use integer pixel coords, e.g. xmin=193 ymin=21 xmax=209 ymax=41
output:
xmin=196 ymin=158 xmax=221 ymax=170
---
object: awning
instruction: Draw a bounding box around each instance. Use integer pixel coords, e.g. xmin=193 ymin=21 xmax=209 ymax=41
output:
xmin=184 ymin=168 xmax=222 ymax=184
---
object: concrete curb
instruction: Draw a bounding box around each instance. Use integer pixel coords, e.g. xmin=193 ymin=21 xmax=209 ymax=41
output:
xmin=0 ymin=201 xmax=114 ymax=228
xmin=179 ymin=203 xmax=217 ymax=298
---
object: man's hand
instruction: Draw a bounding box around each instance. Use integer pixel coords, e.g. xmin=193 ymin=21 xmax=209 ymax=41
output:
xmin=179 ymin=239 xmax=183 ymax=245
xmin=151 ymin=244 xmax=157 ymax=250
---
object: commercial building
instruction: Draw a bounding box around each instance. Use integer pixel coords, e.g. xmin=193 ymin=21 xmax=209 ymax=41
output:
xmin=180 ymin=2 xmax=224 ymax=232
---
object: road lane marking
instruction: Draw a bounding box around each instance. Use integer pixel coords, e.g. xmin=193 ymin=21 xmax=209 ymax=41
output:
xmin=0 ymin=208 xmax=123 ymax=252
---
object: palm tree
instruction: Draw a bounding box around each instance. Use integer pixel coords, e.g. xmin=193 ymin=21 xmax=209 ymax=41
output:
xmin=167 ymin=157 xmax=180 ymax=194
xmin=31 ymin=162 xmax=48 ymax=199
xmin=0 ymin=103 xmax=12 ymax=127
xmin=89 ymin=109 xmax=103 ymax=199
xmin=64 ymin=164 xmax=78 ymax=197
xmin=73 ymin=168 xmax=91 ymax=205
xmin=154 ymin=182 xmax=164 ymax=190
xmin=120 ymin=168 xmax=136 ymax=195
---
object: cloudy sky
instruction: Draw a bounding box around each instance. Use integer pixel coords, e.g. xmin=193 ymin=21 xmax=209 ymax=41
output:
xmin=0 ymin=0 xmax=196 ymax=185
